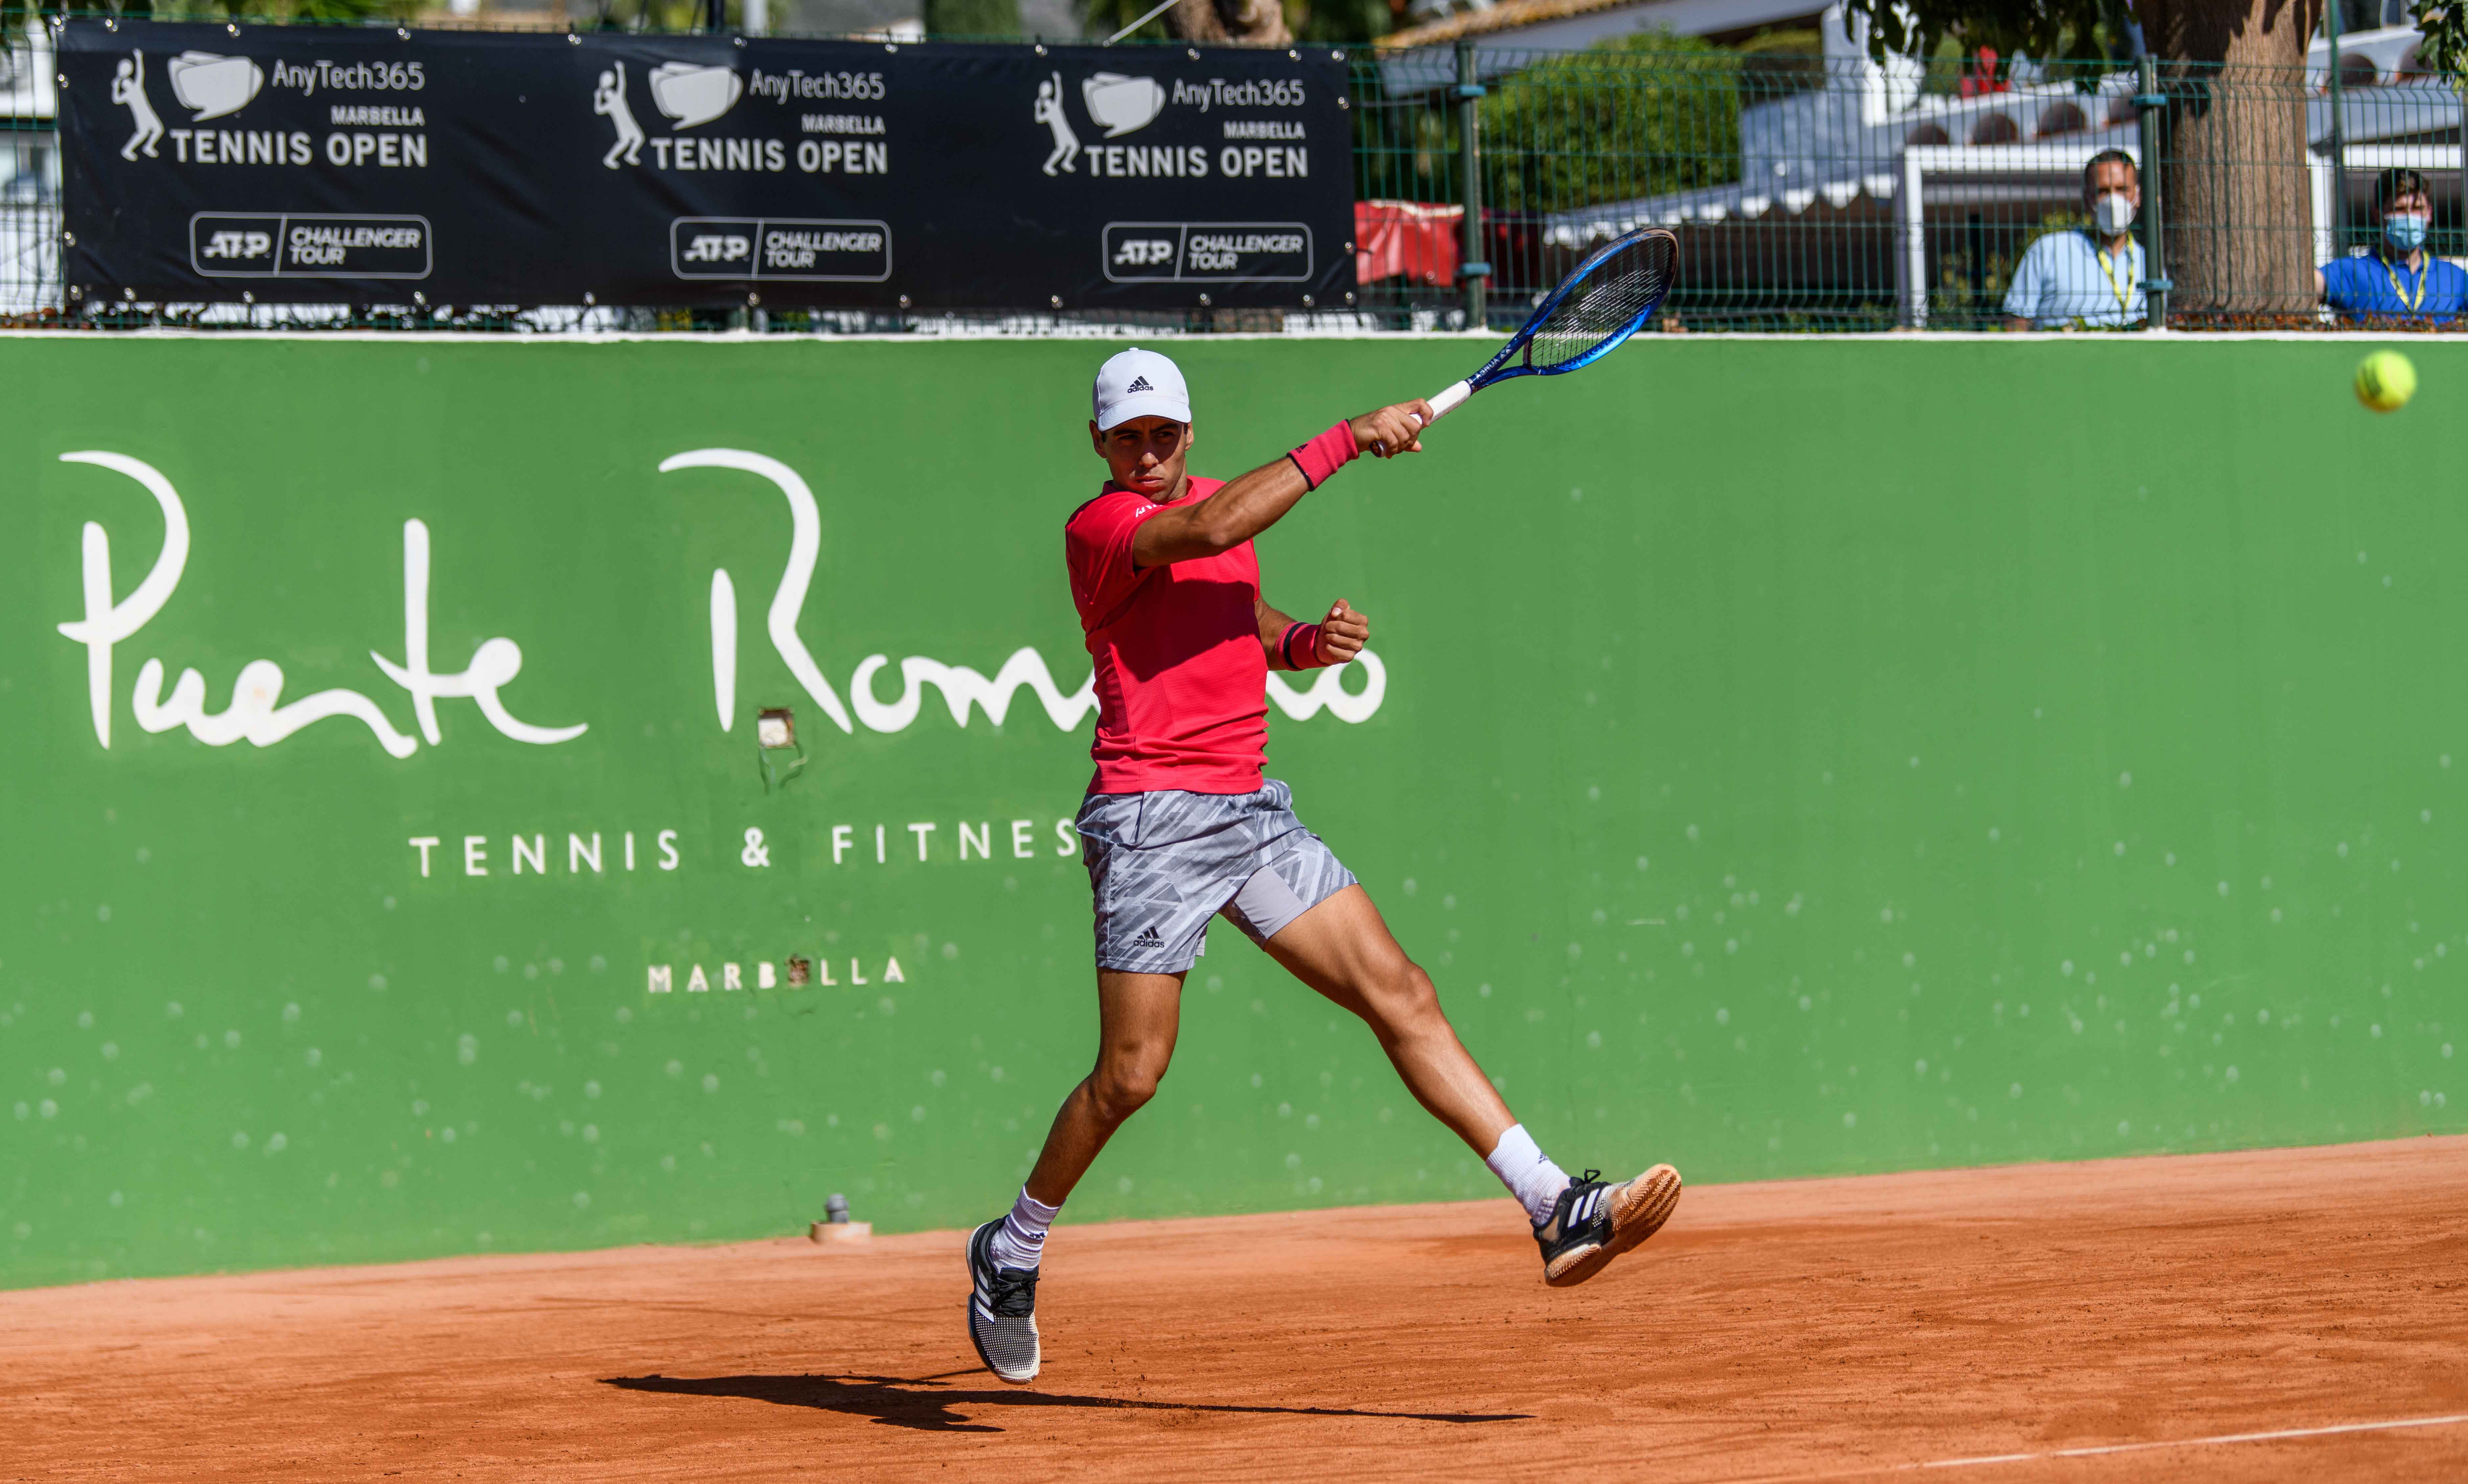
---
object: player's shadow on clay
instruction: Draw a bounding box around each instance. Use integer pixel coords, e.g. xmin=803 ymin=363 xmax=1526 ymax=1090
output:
xmin=604 ymin=1371 xmax=1531 ymax=1432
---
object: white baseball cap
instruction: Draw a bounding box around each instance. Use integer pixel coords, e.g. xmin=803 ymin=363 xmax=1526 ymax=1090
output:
xmin=1092 ymin=347 xmax=1192 ymax=431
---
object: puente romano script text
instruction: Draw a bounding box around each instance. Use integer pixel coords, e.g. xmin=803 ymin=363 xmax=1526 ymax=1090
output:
xmin=51 ymin=449 xmax=1384 ymax=763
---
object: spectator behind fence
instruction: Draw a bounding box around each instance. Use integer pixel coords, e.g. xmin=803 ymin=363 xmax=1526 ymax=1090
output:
xmin=2318 ymin=169 xmax=2467 ymax=326
xmin=2003 ymin=151 xmax=2145 ymax=331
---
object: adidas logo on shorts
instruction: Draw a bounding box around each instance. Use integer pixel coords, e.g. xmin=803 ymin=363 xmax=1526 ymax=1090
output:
xmin=1131 ymin=924 xmax=1164 ymax=946
xmin=1125 ymin=375 xmax=1153 ymax=393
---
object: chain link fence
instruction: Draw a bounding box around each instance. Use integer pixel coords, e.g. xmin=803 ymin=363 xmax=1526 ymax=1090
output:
xmin=1360 ymin=37 xmax=2468 ymax=332
xmin=8 ymin=15 xmax=2464 ymax=332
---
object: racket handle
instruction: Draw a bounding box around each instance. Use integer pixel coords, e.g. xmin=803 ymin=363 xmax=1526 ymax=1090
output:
xmin=1415 ymin=380 xmax=1474 ymax=426
xmin=1376 ymin=379 xmax=1474 ymax=457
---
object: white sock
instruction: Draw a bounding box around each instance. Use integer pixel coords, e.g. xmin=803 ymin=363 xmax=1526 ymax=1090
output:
xmin=986 ymin=1187 xmax=1059 ymax=1271
xmin=1484 ymin=1124 xmax=1573 ymax=1226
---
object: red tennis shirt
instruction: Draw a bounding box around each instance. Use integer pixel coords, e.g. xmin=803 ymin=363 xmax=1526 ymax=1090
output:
xmin=1064 ymin=478 xmax=1267 ymax=795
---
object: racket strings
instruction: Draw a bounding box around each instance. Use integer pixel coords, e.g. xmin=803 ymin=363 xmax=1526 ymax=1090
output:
xmin=1527 ymin=233 xmax=1676 ymax=372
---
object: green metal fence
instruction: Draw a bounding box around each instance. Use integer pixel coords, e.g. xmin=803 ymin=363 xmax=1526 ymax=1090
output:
xmin=7 ymin=16 xmax=2465 ymax=332
xmin=1356 ymin=42 xmax=2468 ymax=332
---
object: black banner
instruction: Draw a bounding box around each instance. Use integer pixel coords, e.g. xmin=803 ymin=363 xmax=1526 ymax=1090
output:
xmin=59 ymin=20 xmax=1355 ymax=310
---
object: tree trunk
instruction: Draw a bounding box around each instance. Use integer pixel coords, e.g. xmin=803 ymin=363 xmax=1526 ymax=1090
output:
xmin=1167 ymin=0 xmax=1291 ymax=46
xmin=2143 ymin=0 xmax=2322 ymax=324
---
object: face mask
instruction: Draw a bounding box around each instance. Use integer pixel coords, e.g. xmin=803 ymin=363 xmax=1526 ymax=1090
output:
xmin=2092 ymin=192 xmax=2137 ymax=235
xmin=2386 ymin=213 xmax=2430 ymax=252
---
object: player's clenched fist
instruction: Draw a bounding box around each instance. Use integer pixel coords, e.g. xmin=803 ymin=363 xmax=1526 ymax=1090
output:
xmin=1349 ymin=401 xmax=1433 ymax=459
xmin=1317 ymin=599 xmax=1370 ymax=664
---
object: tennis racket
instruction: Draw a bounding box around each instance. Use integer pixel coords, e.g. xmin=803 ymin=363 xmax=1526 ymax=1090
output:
xmin=1389 ymin=227 xmax=1677 ymax=447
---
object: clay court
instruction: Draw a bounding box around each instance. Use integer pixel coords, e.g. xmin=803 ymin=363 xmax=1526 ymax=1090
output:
xmin=6 ymin=1135 xmax=2462 ymax=1482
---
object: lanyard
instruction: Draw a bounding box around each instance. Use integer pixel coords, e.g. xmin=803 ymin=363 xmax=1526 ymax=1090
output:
xmin=2095 ymin=236 xmax=2136 ymax=317
xmin=2382 ymin=253 xmax=2427 ymax=313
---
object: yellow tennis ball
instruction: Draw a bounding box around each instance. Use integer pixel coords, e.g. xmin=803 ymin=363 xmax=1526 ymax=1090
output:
xmin=2356 ymin=349 xmax=2416 ymax=413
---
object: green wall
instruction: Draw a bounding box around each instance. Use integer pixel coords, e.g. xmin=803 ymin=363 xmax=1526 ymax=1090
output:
xmin=3 ymin=333 xmax=2461 ymax=1288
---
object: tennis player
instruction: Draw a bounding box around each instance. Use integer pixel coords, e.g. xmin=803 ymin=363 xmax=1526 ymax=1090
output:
xmin=965 ymin=348 xmax=1681 ymax=1384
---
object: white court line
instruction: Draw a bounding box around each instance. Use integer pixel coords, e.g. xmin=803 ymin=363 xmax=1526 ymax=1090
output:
xmin=1715 ymin=1412 xmax=2468 ymax=1484
xmin=1921 ymin=1412 xmax=2468 ymax=1468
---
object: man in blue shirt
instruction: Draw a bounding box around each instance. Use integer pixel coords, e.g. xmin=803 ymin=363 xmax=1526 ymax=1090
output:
xmin=2003 ymin=150 xmax=2146 ymax=330
xmin=2319 ymin=169 xmax=2468 ymax=326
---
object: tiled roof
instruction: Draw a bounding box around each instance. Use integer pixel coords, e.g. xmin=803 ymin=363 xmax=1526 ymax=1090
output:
xmin=1376 ymin=0 xmax=1648 ymax=52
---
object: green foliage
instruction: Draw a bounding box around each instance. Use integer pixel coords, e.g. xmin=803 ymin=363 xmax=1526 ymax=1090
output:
xmin=1291 ymin=0 xmax=1388 ymax=45
xmin=1076 ymin=0 xmax=1165 ymax=43
xmin=1838 ymin=0 xmax=2060 ymax=70
xmin=1915 ymin=32 xmax=1968 ymax=93
xmin=2409 ymin=0 xmax=2468 ymax=78
xmin=148 ymin=0 xmax=418 ymax=18
xmin=291 ymin=0 xmax=415 ymax=18
xmin=1834 ymin=0 xmax=2118 ymax=76
xmin=1076 ymin=0 xmax=1385 ymax=47
xmin=1480 ymin=31 xmax=1741 ymax=214
xmin=926 ymin=0 xmax=1022 ymax=36
xmin=591 ymin=0 xmax=708 ymax=31
xmin=1931 ymin=207 xmax=2083 ymax=326
xmin=1735 ymin=27 xmax=1825 ymax=96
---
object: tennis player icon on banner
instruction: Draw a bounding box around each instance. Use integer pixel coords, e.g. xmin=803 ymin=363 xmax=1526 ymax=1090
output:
xmin=1036 ymin=72 xmax=1079 ymax=176
xmin=596 ymin=61 xmax=645 ymax=169
xmin=113 ymin=52 xmax=165 ymax=161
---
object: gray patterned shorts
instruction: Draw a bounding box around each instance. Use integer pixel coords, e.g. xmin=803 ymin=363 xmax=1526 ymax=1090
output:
xmin=1077 ymin=779 xmax=1358 ymax=975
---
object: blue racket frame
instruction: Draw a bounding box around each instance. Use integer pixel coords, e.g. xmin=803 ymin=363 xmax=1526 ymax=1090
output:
xmin=1464 ymin=227 xmax=1677 ymax=392
xmin=1393 ymin=226 xmax=1677 ymax=444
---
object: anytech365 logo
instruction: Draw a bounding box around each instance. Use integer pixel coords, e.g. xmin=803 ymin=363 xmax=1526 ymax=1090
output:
xmin=111 ymin=48 xmax=263 ymax=159
xmin=595 ymin=58 xmax=743 ymax=168
xmin=167 ymin=50 xmax=264 ymax=120
xmin=595 ymin=55 xmax=886 ymax=177
xmin=649 ymin=61 xmax=743 ymax=126
xmin=1032 ymin=69 xmax=1307 ymax=180
xmin=1036 ymin=70 xmax=1167 ymax=176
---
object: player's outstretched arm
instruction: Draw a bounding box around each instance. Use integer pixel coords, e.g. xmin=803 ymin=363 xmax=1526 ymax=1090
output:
xmin=1132 ymin=401 xmax=1434 ymax=568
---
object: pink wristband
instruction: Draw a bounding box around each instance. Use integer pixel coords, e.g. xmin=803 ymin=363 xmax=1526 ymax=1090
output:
xmin=1281 ymin=622 xmax=1327 ymax=669
xmin=1287 ymin=422 xmax=1359 ymax=489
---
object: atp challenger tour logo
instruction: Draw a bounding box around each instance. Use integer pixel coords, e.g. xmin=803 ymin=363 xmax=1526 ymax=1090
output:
xmin=50 ymin=447 xmax=1383 ymax=764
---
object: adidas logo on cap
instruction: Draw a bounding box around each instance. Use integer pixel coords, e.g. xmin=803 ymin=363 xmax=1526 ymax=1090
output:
xmin=1095 ymin=348 xmax=1191 ymax=429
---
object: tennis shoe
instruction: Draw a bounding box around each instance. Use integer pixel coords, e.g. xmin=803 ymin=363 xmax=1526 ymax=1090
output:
xmin=1532 ymin=1163 xmax=1681 ymax=1287
xmin=966 ymin=1218 xmax=1042 ymax=1383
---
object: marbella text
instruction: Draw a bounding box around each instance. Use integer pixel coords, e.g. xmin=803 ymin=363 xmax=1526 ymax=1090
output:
xmin=403 ymin=820 xmax=1079 ymax=1001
